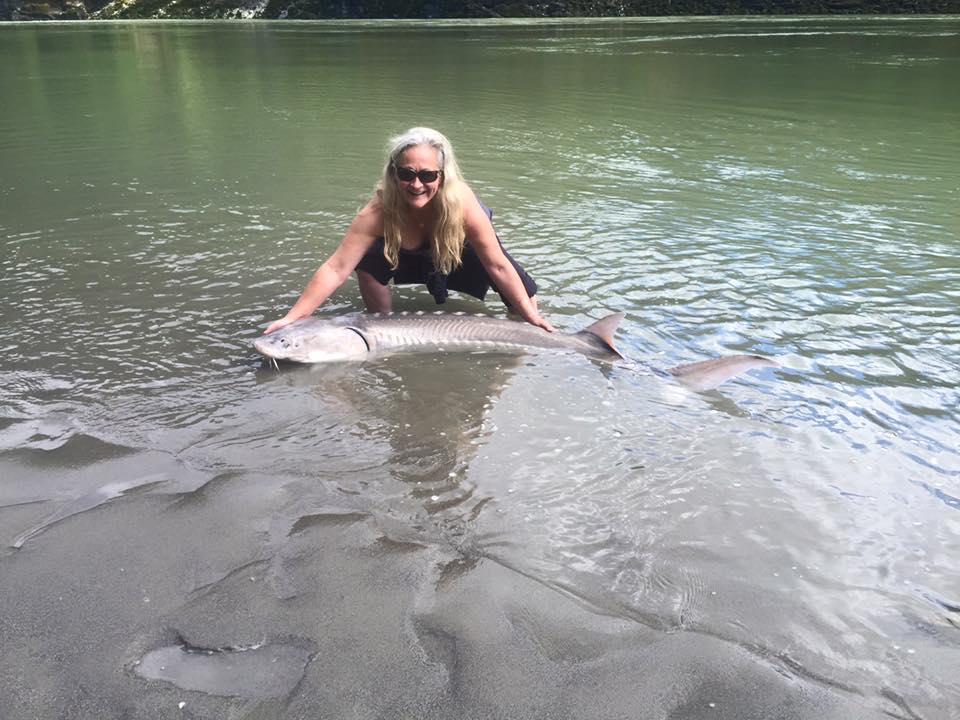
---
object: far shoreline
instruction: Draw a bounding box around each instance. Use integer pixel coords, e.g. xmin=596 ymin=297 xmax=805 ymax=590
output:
xmin=5 ymin=0 xmax=960 ymax=23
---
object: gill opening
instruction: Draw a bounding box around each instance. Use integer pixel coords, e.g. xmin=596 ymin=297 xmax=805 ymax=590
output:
xmin=346 ymin=326 xmax=371 ymax=351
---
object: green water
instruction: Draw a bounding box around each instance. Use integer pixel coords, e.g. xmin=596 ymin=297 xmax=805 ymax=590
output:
xmin=1 ymin=18 xmax=959 ymax=719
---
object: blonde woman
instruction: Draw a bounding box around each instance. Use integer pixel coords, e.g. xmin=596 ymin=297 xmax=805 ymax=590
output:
xmin=264 ymin=127 xmax=554 ymax=334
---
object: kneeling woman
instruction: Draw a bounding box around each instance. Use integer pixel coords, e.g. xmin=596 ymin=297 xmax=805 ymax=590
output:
xmin=264 ymin=127 xmax=555 ymax=335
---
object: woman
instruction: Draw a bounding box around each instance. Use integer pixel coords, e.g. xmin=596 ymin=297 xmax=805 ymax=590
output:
xmin=264 ymin=127 xmax=555 ymax=335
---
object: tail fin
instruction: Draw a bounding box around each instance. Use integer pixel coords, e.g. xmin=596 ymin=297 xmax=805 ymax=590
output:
xmin=668 ymin=355 xmax=777 ymax=392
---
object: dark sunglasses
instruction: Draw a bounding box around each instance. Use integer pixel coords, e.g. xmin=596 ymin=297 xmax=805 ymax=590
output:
xmin=393 ymin=165 xmax=443 ymax=184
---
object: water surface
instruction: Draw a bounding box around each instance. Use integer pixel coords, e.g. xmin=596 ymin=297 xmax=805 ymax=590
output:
xmin=1 ymin=17 xmax=959 ymax=719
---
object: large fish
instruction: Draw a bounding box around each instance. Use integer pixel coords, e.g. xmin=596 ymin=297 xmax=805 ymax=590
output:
xmin=253 ymin=312 xmax=776 ymax=391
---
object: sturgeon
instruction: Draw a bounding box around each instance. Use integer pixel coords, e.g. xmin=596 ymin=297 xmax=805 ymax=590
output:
xmin=253 ymin=312 xmax=776 ymax=391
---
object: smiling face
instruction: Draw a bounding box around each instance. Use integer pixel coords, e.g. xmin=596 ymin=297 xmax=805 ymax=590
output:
xmin=393 ymin=144 xmax=443 ymax=211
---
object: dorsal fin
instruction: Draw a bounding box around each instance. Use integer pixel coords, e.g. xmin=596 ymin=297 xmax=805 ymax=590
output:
xmin=577 ymin=312 xmax=625 ymax=359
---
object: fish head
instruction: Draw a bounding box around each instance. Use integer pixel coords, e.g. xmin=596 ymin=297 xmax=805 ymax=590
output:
xmin=253 ymin=319 xmax=369 ymax=363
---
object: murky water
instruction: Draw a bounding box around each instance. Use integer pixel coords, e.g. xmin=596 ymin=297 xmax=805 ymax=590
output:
xmin=1 ymin=17 xmax=959 ymax=719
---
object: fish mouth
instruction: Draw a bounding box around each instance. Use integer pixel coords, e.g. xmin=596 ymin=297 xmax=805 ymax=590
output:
xmin=252 ymin=337 xmax=288 ymax=371
xmin=253 ymin=336 xmax=283 ymax=359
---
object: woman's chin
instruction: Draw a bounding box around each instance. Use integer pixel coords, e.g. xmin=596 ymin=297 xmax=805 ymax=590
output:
xmin=405 ymin=193 xmax=433 ymax=210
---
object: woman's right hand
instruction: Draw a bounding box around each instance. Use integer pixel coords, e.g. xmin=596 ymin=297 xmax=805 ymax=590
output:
xmin=264 ymin=314 xmax=300 ymax=334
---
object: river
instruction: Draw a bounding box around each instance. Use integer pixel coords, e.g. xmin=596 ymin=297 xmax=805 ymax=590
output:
xmin=1 ymin=16 xmax=958 ymax=719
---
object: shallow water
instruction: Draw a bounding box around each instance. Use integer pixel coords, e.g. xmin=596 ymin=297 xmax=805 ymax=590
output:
xmin=1 ymin=17 xmax=959 ymax=719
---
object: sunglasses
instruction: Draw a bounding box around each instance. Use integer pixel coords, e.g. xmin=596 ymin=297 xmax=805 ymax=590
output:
xmin=393 ymin=165 xmax=443 ymax=184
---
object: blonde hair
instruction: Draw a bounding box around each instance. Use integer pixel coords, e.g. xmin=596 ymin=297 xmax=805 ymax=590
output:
xmin=377 ymin=127 xmax=465 ymax=275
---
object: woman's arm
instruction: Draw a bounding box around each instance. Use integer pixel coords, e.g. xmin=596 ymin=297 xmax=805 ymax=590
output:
xmin=264 ymin=199 xmax=382 ymax=334
xmin=461 ymin=191 xmax=555 ymax=333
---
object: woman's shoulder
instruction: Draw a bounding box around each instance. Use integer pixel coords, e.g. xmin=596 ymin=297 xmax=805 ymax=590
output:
xmin=455 ymin=182 xmax=483 ymax=214
xmin=358 ymin=192 xmax=384 ymax=216
xmin=453 ymin=180 xmax=476 ymax=204
xmin=456 ymin=183 xmax=494 ymax=226
xmin=350 ymin=194 xmax=385 ymax=236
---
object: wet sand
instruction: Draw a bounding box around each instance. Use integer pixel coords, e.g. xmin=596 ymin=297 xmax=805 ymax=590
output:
xmin=2 ymin=451 xmax=885 ymax=720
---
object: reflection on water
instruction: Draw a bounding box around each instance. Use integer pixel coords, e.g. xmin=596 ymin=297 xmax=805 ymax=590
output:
xmin=135 ymin=637 xmax=316 ymax=700
xmin=2 ymin=16 xmax=959 ymax=720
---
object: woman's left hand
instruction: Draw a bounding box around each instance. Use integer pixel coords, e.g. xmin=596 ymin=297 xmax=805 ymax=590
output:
xmin=531 ymin=315 xmax=556 ymax=333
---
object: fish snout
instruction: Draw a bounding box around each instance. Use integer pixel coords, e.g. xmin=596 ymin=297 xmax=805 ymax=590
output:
xmin=253 ymin=334 xmax=292 ymax=359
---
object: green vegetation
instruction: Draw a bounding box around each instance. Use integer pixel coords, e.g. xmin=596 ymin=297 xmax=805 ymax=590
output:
xmin=263 ymin=0 xmax=960 ymax=18
xmin=5 ymin=0 xmax=960 ymax=20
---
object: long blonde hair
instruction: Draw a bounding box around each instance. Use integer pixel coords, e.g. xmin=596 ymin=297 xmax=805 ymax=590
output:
xmin=377 ymin=127 xmax=465 ymax=275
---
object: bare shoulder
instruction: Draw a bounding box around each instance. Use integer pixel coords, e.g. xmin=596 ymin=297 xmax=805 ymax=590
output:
xmin=357 ymin=193 xmax=383 ymax=219
xmin=456 ymin=181 xmax=478 ymax=207
xmin=458 ymin=184 xmax=499 ymax=252
xmin=458 ymin=183 xmax=489 ymax=227
xmin=351 ymin=194 xmax=385 ymax=235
